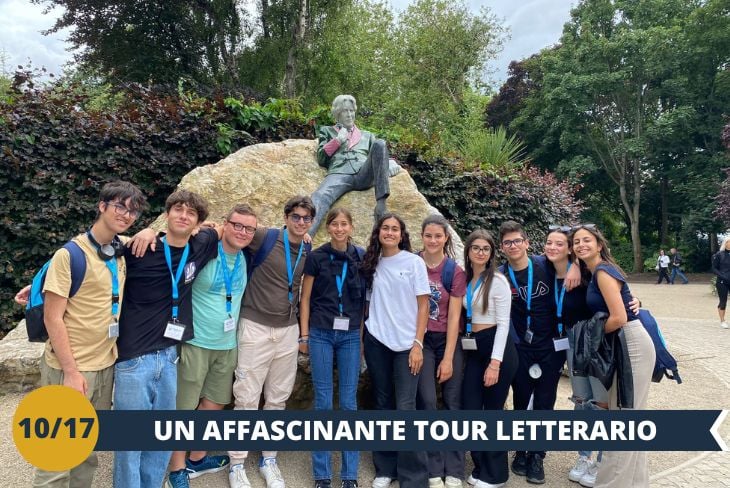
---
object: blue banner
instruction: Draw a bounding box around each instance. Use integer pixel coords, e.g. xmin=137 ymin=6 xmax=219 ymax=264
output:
xmin=96 ymin=409 xmax=728 ymax=452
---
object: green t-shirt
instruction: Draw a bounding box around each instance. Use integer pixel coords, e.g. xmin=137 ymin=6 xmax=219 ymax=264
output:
xmin=189 ymin=249 xmax=247 ymax=350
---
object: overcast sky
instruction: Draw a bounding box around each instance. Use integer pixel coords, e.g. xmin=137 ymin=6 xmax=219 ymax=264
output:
xmin=0 ymin=0 xmax=575 ymax=83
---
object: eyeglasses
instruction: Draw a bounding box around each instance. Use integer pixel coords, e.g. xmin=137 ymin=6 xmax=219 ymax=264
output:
xmin=227 ymin=221 xmax=257 ymax=235
xmin=548 ymin=225 xmax=571 ymax=233
xmin=107 ymin=201 xmax=139 ymax=219
xmin=289 ymin=213 xmax=313 ymax=224
xmin=501 ymin=238 xmax=525 ymax=248
xmin=469 ymin=245 xmax=492 ymax=254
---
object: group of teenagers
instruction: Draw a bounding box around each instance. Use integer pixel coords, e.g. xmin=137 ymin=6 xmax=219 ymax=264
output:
xmin=18 ymin=179 xmax=657 ymax=488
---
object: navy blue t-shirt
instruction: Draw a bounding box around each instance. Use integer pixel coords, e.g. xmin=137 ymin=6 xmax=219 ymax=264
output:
xmin=303 ymin=242 xmax=365 ymax=331
xmin=558 ymin=281 xmax=593 ymax=330
xmin=501 ymin=255 xmax=557 ymax=349
xmin=586 ymin=263 xmax=638 ymax=321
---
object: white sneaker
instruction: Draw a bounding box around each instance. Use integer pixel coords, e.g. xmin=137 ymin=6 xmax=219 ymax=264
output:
xmin=372 ymin=477 xmax=392 ymax=488
xmin=579 ymin=461 xmax=598 ymax=487
xmin=445 ymin=476 xmax=463 ymax=488
xmin=473 ymin=480 xmax=505 ymax=488
xmin=229 ymin=464 xmax=252 ymax=488
xmin=721 ymin=321 xmax=729 ymax=329
xmin=429 ymin=477 xmax=445 ymax=488
xmin=259 ymin=457 xmax=285 ymax=488
xmin=466 ymin=475 xmax=477 ymax=486
xmin=568 ymin=455 xmax=591 ymax=482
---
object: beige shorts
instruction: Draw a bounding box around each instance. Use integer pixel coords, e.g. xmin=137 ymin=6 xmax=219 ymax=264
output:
xmin=176 ymin=343 xmax=237 ymax=410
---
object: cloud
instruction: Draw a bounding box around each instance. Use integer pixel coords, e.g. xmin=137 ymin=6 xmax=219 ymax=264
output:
xmin=0 ymin=0 xmax=73 ymax=76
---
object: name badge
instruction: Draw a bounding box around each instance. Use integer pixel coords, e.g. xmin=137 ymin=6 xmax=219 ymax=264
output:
xmin=461 ymin=336 xmax=477 ymax=350
xmin=553 ymin=337 xmax=569 ymax=352
xmin=524 ymin=329 xmax=534 ymax=344
xmin=224 ymin=317 xmax=236 ymax=333
xmin=164 ymin=322 xmax=186 ymax=341
xmin=108 ymin=322 xmax=119 ymax=338
xmin=333 ymin=316 xmax=350 ymax=331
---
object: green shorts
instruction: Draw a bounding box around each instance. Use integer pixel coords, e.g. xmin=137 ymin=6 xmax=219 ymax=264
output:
xmin=176 ymin=343 xmax=237 ymax=410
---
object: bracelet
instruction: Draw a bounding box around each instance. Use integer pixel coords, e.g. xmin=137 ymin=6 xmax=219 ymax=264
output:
xmin=298 ymin=338 xmax=309 ymax=344
xmin=488 ymin=364 xmax=500 ymax=371
xmin=413 ymin=338 xmax=424 ymax=349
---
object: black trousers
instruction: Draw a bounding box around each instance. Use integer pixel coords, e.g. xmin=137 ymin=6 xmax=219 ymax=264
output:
xmin=462 ymin=328 xmax=518 ymax=485
xmin=511 ymin=345 xmax=566 ymax=459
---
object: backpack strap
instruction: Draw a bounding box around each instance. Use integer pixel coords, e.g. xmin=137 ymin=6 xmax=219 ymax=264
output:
xmin=63 ymin=241 xmax=87 ymax=298
xmin=441 ymin=257 xmax=457 ymax=294
xmin=251 ymin=228 xmax=281 ymax=272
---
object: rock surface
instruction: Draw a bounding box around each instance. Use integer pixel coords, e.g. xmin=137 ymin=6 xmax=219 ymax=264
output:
xmin=150 ymin=139 xmax=463 ymax=257
xmin=0 ymin=320 xmax=43 ymax=394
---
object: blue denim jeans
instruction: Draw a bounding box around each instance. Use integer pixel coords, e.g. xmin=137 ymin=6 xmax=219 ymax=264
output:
xmin=364 ymin=329 xmax=428 ymax=488
xmin=113 ymin=346 xmax=178 ymax=488
xmin=309 ymin=327 xmax=361 ymax=481
xmin=567 ymin=327 xmax=607 ymax=460
xmin=670 ymin=266 xmax=688 ymax=284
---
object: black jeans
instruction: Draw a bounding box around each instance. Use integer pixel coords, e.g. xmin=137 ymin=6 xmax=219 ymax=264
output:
xmin=511 ymin=346 xmax=566 ymax=459
xmin=364 ymin=329 xmax=428 ymax=488
xmin=416 ymin=331 xmax=465 ymax=479
xmin=657 ymin=267 xmax=671 ymax=284
xmin=462 ymin=328 xmax=518 ymax=485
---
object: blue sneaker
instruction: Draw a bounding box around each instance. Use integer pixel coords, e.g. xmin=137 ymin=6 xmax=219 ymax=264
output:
xmin=185 ymin=454 xmax=230 ymax=479
xmin=166 ymin=469 xmax=190 ymax=488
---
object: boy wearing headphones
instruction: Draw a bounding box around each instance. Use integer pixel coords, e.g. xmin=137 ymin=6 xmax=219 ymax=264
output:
xmin=34 ymin=180 xmax=147 ymax=488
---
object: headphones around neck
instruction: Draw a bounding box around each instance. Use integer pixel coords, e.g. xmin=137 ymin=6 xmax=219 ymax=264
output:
xmin=87 ymin=230 xmax=125 ymax=261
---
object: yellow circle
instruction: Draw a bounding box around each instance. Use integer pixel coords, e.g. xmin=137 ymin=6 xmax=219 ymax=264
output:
xmin=12 ymin=385 xmax=99 ymax=471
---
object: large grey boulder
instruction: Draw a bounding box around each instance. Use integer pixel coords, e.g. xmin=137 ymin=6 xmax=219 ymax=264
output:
xmin=0 ymin=320 xmax=43 ymax=394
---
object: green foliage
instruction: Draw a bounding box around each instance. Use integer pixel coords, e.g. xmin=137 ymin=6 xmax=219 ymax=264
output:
xmin=401 ymin=150 xmax=583 ymax=245
xmin=458 ymin=126 xmax=527 ymax=174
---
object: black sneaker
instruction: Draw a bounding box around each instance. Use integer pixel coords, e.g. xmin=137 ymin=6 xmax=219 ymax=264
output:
xmin=511 ymin=451 xmax=528 ymax=476
xmin=315 ymin=480 xmax=332 ymax=488
xmin=526 ymin=454 xmax=545 ymax=484
xmin=341 ymin=481 xmax=358 ymax=488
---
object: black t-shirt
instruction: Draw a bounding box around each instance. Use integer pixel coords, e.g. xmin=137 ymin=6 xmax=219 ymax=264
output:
xmin=501 ymin=255 xmax=557 ymax=350
xmin=303 ymin=243 xmax=365 ymax=331
xmin=117 ymin=228 xmax=219 ymax=361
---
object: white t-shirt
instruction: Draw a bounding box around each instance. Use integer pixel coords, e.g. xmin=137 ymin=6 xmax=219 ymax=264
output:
xmin=366 ymin=250 xmax=431 ymax=351
xmin=658 ymin=255 xmax=670 ymax=268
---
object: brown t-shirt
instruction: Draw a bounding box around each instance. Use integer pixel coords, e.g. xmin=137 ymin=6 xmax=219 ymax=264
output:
xmin=42 ymin=234 xmax=128 ymax=371
xmin=242 ymin=226 xmax=308 ymax=327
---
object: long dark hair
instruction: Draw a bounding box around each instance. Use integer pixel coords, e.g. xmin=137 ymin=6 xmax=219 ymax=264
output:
xmin=464 ymin=229 xmax=497 ymax=314
xmin=545 ymin=229 xmax=591 ymax=287
xmin=570 ymin=225 xmax=627 ymax=278
xmin=362 ymin=213 xmax=412 ymax=284
xmin=420 ymin=214 xmax=455 ymax=258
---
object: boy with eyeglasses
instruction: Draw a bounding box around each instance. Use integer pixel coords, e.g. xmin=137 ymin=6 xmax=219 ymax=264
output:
xmin=166 ymin=204 xmax=258 ymax=488
xmin=31 ymin=180 xmax=147 ymax=488
xmin=497 ymin=221 xmax=579 ymax=485
xmin=228 ymin=195 xmax=315 ymax=488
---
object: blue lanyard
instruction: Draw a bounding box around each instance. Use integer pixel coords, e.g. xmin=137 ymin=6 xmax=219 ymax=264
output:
xmin=330 ymin=254 xmax=348 ymax=316
xmin=162 ymin=237 xmax=190 ymax=321
xmin=508 ymin=258 xmax=533 ymax=330
xmin=218 ymin=242 xmax=242 ymax=317
xmin=105 ymin=258 xmax=120 ymax=319
xmin=283 ymin=228 xmax=304 ymax=303
xmin=465 ymin=277 xmax=483 ymax=334
xmin=554 ymin=262 xmax=571 ymax=336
